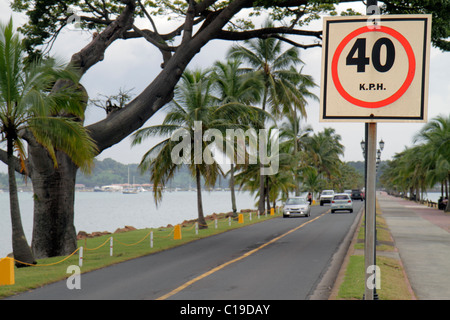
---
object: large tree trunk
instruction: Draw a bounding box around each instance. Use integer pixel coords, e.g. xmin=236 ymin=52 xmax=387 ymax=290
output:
xmin=7 ymin=137 xmax=36 ymax=267
xmin=29 ymin=144 xmax=79 ymax=259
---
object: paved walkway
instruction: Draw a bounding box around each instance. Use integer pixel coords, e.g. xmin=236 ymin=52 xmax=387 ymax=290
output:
xmin=378 ymin=191 xmax=450 ymax=300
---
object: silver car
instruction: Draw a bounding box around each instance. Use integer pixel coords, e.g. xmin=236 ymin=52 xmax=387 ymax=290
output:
xmin=330 ymin=193 xmax=353 ymax=213
xmin=283 ymin=197 xmax=311 ymax=218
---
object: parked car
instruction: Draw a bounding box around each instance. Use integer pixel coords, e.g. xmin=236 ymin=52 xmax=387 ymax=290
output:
xmin=319 ymin=190 xmax=335 ymax=206
xmin=331 ymin=193 xmax=353 ymax=213
xmin=351 ymin=189 xmax=364 ymax=201
xmin=283 ymin=197 xmax=311 ymax=218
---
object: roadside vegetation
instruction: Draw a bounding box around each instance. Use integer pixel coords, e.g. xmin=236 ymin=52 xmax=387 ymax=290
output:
xmin=380 ymin=115 xmax=450 ymax=212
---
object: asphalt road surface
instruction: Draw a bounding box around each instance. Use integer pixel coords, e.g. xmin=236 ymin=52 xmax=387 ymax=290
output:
xmin=7 ymin=201 xmax=363 ymax=300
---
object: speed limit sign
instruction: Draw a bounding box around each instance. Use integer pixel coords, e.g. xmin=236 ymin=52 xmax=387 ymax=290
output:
xmin=320 ymin=15 xmax=431 ymax=122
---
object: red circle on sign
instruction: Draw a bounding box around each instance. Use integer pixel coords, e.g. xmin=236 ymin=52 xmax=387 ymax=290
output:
xmin=331 ymin=25 xmax=416 ymax=109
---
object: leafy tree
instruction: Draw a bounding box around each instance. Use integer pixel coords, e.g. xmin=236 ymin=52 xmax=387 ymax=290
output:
xmin=0 ymin=19 xmax=96 ymax=263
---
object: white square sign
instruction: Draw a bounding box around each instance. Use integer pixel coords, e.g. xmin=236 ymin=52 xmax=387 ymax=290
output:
xmin=320 ymin=15 xmax=432 ymax=122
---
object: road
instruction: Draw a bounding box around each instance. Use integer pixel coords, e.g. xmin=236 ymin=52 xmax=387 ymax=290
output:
xmin=7 ymin=201 xmax=363 ymax=301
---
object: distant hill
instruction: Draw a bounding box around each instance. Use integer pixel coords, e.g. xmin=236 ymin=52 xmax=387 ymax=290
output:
xmin=76 ymin=158 xmax=230 ymax=189
xmin=346 ymin=160 xmax=387 ymax=187
xmin=0 ymin=158 xmax=385 ymax=190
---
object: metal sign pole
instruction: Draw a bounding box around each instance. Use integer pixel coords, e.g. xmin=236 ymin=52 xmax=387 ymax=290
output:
xmin=365 ymin=123 xmax=377 ymax=300
xmin=364 ymin=0 xmax=378 ymax=301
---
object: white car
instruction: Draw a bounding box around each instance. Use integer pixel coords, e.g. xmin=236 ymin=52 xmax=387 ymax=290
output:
xmin=319 ymin=190 xmax=335 ymax=206
xmin=283 ymin=197 xmax=311 ymax=218
xmin=331 ymin=193 xmax=353 ymax=213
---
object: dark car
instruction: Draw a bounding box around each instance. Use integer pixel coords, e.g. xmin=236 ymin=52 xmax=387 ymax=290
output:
xmin=351 ymin=189 xmax=364 ymax=201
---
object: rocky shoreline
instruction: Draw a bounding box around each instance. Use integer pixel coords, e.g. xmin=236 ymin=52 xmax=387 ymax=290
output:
xmin=76 ymin=209 xmax=257 ymax=240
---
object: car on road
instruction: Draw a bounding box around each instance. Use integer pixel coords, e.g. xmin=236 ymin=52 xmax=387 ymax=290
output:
xmin=319 ymin=190 xmax=335 ymax=206
xmin=351 ymin=189 xmax=364 ymax=201
xmin=283 ymin=197 xmax=311 ymax=218
xmin=331 ymin=193 xmax=353 ymax=213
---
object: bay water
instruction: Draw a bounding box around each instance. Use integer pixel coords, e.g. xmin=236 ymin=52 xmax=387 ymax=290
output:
xmin=0 ymin=190 xmax=259 ymax=258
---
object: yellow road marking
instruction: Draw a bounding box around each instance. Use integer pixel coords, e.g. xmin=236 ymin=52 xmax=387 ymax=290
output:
xmin=156 ymin=211 xmax=328 ymax=300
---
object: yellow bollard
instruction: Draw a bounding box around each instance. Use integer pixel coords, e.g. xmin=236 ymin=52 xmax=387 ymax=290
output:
xmin=174 ymin=224 xmax=182 ymax=240
xmin=0 ymin=257 xmax=15 ymax=286
xmin=238 ymin=213 xmax=244 ymax=224
xmin=270 ymin=208 xmax=275 ymax=216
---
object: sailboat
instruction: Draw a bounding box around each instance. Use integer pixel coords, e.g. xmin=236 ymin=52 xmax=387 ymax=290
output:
xmin=123 ymin=166 xmax=138 ymax=194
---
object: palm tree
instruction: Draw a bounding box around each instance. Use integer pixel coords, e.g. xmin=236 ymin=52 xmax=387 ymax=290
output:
xmin=227 ymin=20 xmax=306 ymax=214
xmin=279 ymin=112 xmax=313 ymax=196
xmin=303 ymin=128 xmax=345 ymax=190
xmin=0 ymin=19 xmax=97 ymax=266
xmin=132 ymin=68 xmax=235 ymax=228
xmin=415 ymin=114 xmax=450 ymax=209
xmin=211 ymin=58 xmax=263 ymax=217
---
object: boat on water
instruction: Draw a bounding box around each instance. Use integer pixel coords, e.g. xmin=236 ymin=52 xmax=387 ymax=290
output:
xmin=122 ymin=188 xmax=138 ymax=194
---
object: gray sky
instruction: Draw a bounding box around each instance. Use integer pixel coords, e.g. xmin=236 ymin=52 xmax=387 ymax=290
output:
xmin=0 ymin=1 xmax=449 ymax=173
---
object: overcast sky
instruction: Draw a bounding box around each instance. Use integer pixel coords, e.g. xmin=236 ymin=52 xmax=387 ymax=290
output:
xmin=0 ymin=1 xmax=449 ymax=173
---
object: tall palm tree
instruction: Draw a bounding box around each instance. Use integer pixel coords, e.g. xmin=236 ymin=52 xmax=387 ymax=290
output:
xmin=211 ymin=58 xmax=263 ymax=217
xmin=0 ymin=19 xmax=97 ymax=266
xmin=227 ymin=20 xmax=306 ymax=214
xmin=132 ymin=68 xmax=235 ymax=228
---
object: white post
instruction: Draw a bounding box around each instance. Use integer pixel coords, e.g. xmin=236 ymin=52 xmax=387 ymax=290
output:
xmin=79 ymin=246 xmax=83 ymax=267
xmin=249 ymin=212 xmax=252 ymax=221
xmin=195 ymin=222 xmax=198 ymax=235
xmin=228 ymin=216 xmax=231 ymax=226
xmin=110 ymin=237 xmax=113 ymax=257
xmin=150 ymin=231 xmax=153 ymax=248
xmin=215 ymin=219 xmax=218 ymax=229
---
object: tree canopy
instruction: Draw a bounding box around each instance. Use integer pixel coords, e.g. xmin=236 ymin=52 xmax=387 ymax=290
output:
xmin=11 ymin=0 xmax=449 ymax=63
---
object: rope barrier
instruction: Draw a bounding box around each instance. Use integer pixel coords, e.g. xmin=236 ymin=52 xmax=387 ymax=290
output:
xmin=7 ymin=210 xmax=279 ymax=268
xmin=114 ymin=231 xmax=152 ymax=246
xmin=13 ymin=247 xmax=81 ymax=267
xmin=84 ymin=237 xmax=111 ymax=251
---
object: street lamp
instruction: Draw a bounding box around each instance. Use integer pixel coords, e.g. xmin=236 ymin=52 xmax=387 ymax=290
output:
xmin=361 ymin=139 xmax=385 ymax=162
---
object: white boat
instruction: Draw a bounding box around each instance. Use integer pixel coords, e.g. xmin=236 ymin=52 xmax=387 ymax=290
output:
xmin=122 ymin=188 xmax=138 ymax=194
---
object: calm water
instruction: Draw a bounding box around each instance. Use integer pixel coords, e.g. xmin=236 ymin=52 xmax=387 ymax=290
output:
xmin=0 ymin=190 xmax=260 ymax=258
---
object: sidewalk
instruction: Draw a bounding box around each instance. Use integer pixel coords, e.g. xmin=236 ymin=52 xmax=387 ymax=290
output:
xmin=378 ymin=191 xmax=450 ymax=300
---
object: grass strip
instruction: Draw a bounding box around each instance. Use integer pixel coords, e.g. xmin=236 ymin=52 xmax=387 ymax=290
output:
xmin=333 ymin=201 xmax=415 ymax=300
